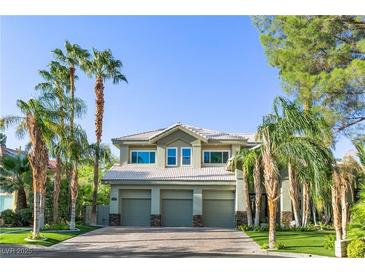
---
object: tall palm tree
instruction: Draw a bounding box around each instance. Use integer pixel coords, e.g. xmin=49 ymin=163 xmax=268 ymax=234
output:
xmin=53 ymin=42 xmax=89 ymax=226
xmin=36 ymin=61 xmax=70 ymax=223
xmin=83 ymin=48 xmax=127 ymax=224
xmin=1 ymin=99 xmax=57 ymax=238
xmin=257 ymin=97 xmax=333 ymax=248
xmin=0 ymin=151 xmax=31 ymax=210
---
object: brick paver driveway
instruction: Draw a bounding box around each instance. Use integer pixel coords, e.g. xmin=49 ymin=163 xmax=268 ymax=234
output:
xmin=1 ymin=227 xmax=285 ymax=258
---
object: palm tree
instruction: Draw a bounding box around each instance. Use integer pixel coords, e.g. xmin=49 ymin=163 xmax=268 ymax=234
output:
xmin=0 ymin=151 xmax=31 ymax=210
xmin=0 ymin=99 xmax=57 ymax=238
xmin=53 ymin=42 xmax=89 ymax=226
xmin=0 ymin=132 xmax=6 ymax=146
xmin=257 ymin=97 xmax=334 ymax=248
xmin=234 ymin=148 xmax=254 ymax=226
xmin=82 ymin=48 xmax=127 ymax=224
xmin=36 ymin=61 xmax=70 ymax=223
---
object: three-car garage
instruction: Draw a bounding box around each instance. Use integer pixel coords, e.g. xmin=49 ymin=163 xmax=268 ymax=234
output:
xmin=119 ymin=189 xmax=235 ymax=228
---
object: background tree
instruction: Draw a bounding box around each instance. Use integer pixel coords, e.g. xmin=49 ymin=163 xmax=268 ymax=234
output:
xmin=253 ymin=16 xmax=365 ymax=136
xmin=0 ymin=152 xmax=31 ymax=210
xmin=82 ymin=48 xmax=127 ymax=224
xmin=0 ymin=132 xmax=6 ymax=146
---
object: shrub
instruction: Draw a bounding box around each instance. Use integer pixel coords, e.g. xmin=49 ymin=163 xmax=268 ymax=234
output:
xmin=323 ymin=234 xmax=336 ymax=249
xmin=261 ymin=243 xmax=269 ymax=249
xmin=0 ymin=209 xmax=17 ymax=226
xmin=17 ymin=208 xmax=32 ymax=226
xmin=41 ymin=223 xmax=70 ymax=231
xmin=347 ymin=239 xmax=365 ymax=258
xmin=274 ymin=242 xmax=286 ymax=249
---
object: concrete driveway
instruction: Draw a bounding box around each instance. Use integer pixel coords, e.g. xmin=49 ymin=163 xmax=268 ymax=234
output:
xmin=1 ymin=227 xmax=285 ymax=258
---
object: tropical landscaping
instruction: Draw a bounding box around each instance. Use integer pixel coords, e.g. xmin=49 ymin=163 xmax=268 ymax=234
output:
xmin=1 ymin=15 xmax=365 ymax=258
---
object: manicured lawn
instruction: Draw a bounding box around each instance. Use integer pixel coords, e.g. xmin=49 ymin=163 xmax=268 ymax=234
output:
xmin=245 ymin=230 xmax=335 ymax=257
xmin=0 ymin=225 xmax=99 ymax=247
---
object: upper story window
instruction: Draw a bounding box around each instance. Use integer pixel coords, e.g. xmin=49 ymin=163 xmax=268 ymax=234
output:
xmin=203 ymin=151 xmax=229 ymax=164
xmin=181 ymin=147 xmax=192 ymax=166
xmin=131 ymin=150 xmax=156 ymax=164
xmin=166 ymin=147 xmax=177 ymax=166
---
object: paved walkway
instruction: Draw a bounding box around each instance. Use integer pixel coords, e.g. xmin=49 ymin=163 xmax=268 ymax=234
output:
xmin=1 ymin=227 xmax=289 ymax=258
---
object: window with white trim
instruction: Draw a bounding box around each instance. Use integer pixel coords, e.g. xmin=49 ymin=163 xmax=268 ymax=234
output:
xmin=131 ymin=151 xmax=156 ymax=164
xmin=166 ymin=147 xmax=177 ymax=166
xmin=181 ymin=147 xmax=192 ymax=166
xmin=203 ymin=151 xmax=229 ymax=164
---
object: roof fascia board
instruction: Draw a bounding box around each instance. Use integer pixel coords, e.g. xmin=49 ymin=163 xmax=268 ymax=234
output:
xmin=149 ymin=125 xmax=208 ymax=144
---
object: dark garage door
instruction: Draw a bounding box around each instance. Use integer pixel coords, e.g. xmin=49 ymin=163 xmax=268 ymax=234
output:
xmin=203 ymin=199 xmax=235 ymax=227
xmin=162 ymin=199 xmax=193 ymax=227
xmin=121 ymin=198 xmax=151 ymax=226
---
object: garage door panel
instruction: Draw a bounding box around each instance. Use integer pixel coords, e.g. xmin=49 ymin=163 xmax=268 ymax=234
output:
xmin=203 ymin=199 xmax=234 ymax=227
xmin=162 ymin=199 xmax=192 ymax=227
xmin=122 ymin=198 xmax=151 ymax=226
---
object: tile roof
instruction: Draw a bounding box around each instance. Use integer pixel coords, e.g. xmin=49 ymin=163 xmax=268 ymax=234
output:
xmin=112 ymin=122 xmax=256 ymax=142
xmin=102 ymin=165 xmax=236 ymax=182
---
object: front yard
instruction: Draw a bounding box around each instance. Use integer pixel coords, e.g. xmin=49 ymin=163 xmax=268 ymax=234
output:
xmin=0 ymin=225 xmax=99 ymax=247
xmin=245 ymin=230 xmax=335 ymax=257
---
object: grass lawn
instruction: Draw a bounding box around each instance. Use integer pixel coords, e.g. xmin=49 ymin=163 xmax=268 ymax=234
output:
xmin=0 ymin=225 xmax=99 ymax=247
xmin=245 ymin=230 xmax=335 ymax=257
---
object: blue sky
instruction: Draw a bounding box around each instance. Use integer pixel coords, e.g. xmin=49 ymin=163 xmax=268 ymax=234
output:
xmin=0 ymin=16 xmax=353 ymax=158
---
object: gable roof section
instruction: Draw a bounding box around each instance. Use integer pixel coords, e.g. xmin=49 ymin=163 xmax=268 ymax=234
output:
xmin=112 ymin=122 xmax=254 ymax=144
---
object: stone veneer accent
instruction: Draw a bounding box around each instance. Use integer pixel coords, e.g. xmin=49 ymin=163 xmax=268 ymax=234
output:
xmin=192 ymin=215 xmax=203 ymax=227
xmin=280 ymin=211 xmax=292 ymax=228
xmin=109 ymin=213 xmax=121 ymax=226
xmin=150 ymin=214 xmax=162 ymax=227
xmin=235 ymin=211 xmax=247 ymax=226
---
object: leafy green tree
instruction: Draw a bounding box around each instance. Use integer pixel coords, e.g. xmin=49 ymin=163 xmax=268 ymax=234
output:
xmin=253 ymin=16 xmax=365 ymax=136
xmin=82 ymin=48 xmax=127 ymax=224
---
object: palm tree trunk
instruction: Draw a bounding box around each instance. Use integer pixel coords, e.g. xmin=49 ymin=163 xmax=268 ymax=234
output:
xmin=243 ymin=169 xmax=253 ymax=226
xmin=311 ymin=199 xmax=317 ymax=226
xmin=288 ymin=162 xmax=301 ymax=228
xmin=302 ymin=182 xmax=310 ymax=227
xmin=332 ymin=168 xmax=342 ymax=241
xmin=26 ymin=113 xmax=49 ymax=239
xmin=91 ymin=76 xmax=104 ymax=225
xmin=53 ymin=155 xmax=62 ymax=223
xmin=340 ymin=183 xmax=348 ymax=240
xmin=268 ymin=195 xmax=278 ymax=248
xmin=32 ymin=191 xmax=41 ymax=238
xmin=70 ymin=161 xmax=78 ymax=230
xmin=15 ymin=186 xmax=27 ymax=211
xmin=39 ymin=190 xmax=45 ymax=228
xmin=253 ymin=158 xmax=262 ymax=227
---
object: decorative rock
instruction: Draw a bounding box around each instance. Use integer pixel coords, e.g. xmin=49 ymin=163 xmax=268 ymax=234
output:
xmin=193 ymin=215 xmax=203 ymax=227
xmin=109 ymin=213 xmax=121 ymax=226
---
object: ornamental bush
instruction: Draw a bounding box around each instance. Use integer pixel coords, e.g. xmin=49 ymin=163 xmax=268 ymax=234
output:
xmin=347 ymin=239 xmax=365 ymax=258
xmin=0 ymin=209 xmax=18 ymax=226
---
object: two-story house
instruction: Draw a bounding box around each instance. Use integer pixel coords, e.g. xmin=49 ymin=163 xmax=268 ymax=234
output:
xmin=102 ymin=123 xmax=292 ymax=227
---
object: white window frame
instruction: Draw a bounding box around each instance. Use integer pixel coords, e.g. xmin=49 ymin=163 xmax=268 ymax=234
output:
xmin=130 ymin=150 xmax=156 ymax=164
xmin=166 ymin=147 xmax=178 ymax=166
xmin=202 ymin=150 xmax=230 ymax=165
xmin=180 ymin=147 xmax=192 ymax=166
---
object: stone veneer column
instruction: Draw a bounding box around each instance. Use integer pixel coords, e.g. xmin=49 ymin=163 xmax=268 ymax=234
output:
xmin=193 ymin=188 xmax=203 ymax=227
xmin=150 ymin=188 xmax=161 ymax=226
xmin=109 ymin=186 xmax=120 ymax=226
xmin=280 ymin=178 xmax=292 ymax=228
xmin=235 ymin=169 xmax=247 ymax=226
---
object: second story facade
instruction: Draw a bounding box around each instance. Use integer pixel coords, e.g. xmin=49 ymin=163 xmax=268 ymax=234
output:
xmin=111 ymin=122 xmax=257 ymax=169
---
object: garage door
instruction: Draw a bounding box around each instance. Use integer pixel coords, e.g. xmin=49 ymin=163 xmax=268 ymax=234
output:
xmin=203 ymin=191 xmax=235 ymax=227
xmin=162 ymin=199 xmax=193 ymax=227
xmin=121 ymin=198 xmax=151 ymax=226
